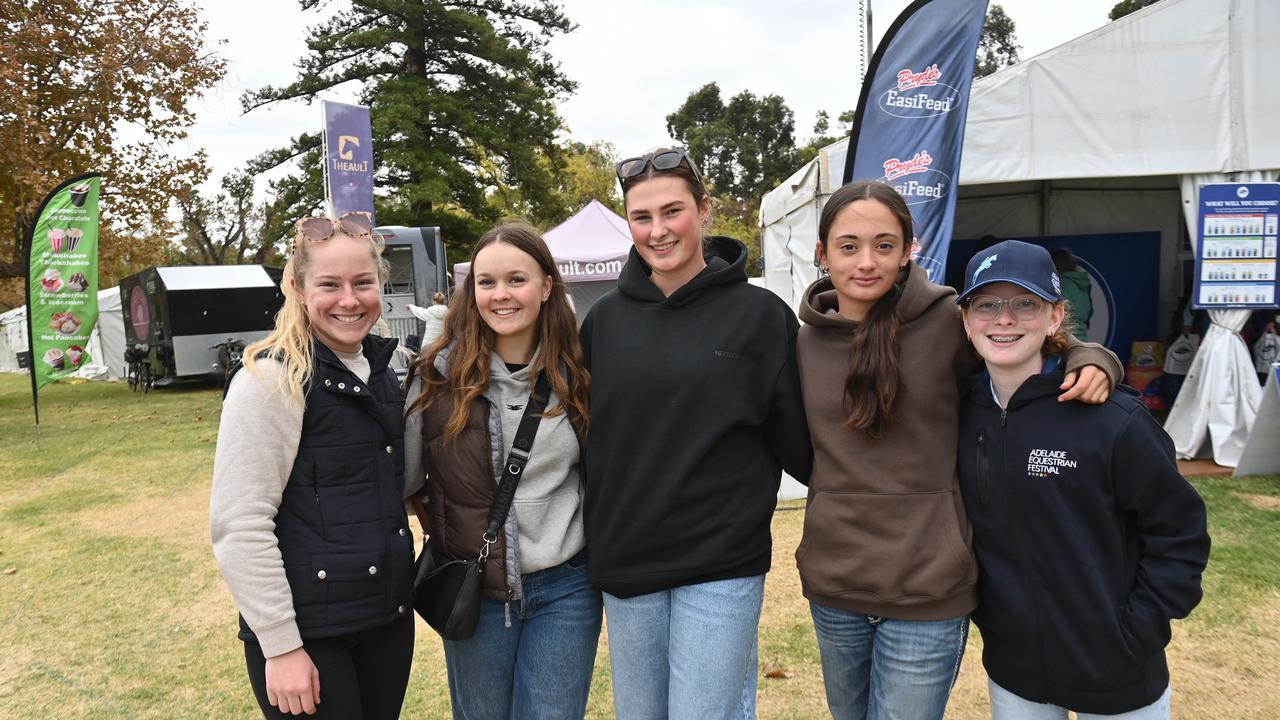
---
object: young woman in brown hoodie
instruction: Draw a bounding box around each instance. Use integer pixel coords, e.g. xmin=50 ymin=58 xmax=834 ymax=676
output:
xmin=795 ymin=181 xmax=1121 ymax=720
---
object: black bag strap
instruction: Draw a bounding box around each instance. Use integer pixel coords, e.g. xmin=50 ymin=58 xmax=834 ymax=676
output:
xmin=478 ymin=372 xmax=552 ymax=560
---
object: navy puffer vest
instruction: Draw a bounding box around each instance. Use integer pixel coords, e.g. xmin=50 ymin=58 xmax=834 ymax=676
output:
xmin=237 ymin=335 xmax=414 ymax=643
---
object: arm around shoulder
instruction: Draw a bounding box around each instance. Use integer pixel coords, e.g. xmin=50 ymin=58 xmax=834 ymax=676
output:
xmin=1061 ymin=335 xmax=1123 ymax=390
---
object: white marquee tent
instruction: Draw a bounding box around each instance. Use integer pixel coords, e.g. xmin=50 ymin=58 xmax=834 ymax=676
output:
xmin=760 ymin=0 xmax=1278 ymax=466
xmin=0 ymin=286 xmax=126 ymax=380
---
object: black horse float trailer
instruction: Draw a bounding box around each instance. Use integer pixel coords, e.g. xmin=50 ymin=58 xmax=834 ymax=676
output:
xmin=119 ymin=265 xmax=284 ymax=385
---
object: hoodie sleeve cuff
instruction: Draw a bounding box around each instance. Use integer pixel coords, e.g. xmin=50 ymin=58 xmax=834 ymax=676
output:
xmin=253 ymin=619 xmax=304 ymax=659
xmin=1061 ymin=335 xmax=1122 ymax=388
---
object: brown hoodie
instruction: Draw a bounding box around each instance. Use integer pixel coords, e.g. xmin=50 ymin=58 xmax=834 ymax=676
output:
xmin=795 ymin=262 xmax=1120 ymax=620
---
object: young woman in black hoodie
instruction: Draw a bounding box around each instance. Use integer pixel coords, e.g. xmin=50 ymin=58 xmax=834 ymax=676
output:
xmin=956 ymin=240 xmax=1210 ymax=719
xmin=578 ymin=148 xmax=812 ymax=719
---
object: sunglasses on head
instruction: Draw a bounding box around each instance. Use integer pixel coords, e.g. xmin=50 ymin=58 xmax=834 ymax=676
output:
xmin=615 ymin=148 xmax=703 ymax=188
xmin=293 ymin=211 xmax=374 ymax=249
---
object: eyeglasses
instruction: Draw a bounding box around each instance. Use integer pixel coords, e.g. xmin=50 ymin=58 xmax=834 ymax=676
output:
xmin=615 ymin=148 xmax=704 ymax=189
xmin=966 ymin=294 xmax=1046 ymax=321
xmin=293 ymin=211 xmax=373 ymax=249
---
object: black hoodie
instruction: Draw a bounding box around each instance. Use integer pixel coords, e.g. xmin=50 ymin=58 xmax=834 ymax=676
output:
xmin=579 ymin=237 xmax=812 ymax=598
xmin=958 ymin=366 xmax=1210 ymax=714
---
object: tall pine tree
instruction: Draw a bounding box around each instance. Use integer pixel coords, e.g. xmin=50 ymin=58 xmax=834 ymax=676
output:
xmin=243 ymin=0 xmax=577 ymax=260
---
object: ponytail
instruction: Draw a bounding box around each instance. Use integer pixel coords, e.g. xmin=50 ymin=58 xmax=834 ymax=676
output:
xmin=841 ymin=282 xmax=903 ymax=436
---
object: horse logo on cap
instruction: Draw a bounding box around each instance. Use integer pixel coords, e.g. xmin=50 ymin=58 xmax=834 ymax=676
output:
xmin=973 ymin=254 xmax=998 ymax=285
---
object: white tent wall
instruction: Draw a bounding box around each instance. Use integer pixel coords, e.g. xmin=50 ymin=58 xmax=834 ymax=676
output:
xmin=957 ymin=0 xmax=1280 ymax=184
xmin=761 ymin=154 xmax=825 ymax=310
xmin=0 ymin=306 xmax=26 ymax=372
xmin=83 ymin=287 xmax=125 ymax=379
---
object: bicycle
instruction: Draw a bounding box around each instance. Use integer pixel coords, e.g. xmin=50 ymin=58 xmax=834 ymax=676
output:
xmin=209 ymin=337 xmax=247 ymax=387
xmin=124 ymin=343 xmax=155 ymax=394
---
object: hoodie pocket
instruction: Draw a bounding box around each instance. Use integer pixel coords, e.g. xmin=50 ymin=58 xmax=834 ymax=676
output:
xmin=798 ymin=490 xmax=975 ymax=606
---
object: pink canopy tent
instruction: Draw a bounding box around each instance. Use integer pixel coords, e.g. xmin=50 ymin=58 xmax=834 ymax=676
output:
xmin=453 ymin=200 xmax=632 ymax=284
xmin=453 ymin=200 xmax=633 ymax=320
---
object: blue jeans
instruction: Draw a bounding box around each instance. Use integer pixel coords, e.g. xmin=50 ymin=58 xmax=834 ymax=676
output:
xmin=443 ymin=551 xmax=602 ymax=720
xmin=603 ymin=574 xmax=765 ymax=720
xmin=989 ymin=681 xmax=1172 ymax=720
xmin=810 ymin=602 xmax=969 ymax=720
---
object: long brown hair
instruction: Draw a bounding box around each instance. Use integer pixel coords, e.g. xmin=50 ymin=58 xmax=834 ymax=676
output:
xmin=405 ymin=222 xmax=589 ymax=442
xmin=818 ymin=180 xmax=913 ymax=436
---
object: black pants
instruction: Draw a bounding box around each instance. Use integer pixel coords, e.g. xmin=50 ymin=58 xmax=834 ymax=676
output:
xmin=244 ymin=615 xmax=414 ymax=719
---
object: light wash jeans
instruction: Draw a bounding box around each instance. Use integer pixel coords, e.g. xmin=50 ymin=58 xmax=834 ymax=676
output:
xmin=603 ymin=574 xmax=765 ymax=720
xmin=443 ymin=550 xmax=602 ymax=720
xmin=989 ymin=680 xmax=1172 ymax=720
xmin=810 ymin=602 xmax=969 ymax=720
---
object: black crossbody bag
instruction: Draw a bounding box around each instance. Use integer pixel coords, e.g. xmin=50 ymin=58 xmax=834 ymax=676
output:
xmin=410 ymin=373 xmax=551 ymax=640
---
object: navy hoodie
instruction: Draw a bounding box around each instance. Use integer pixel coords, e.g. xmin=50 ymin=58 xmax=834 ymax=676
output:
xmin=958 ymin=366 xmax=1210 ymax=714
xmin=579 ymin=237 xmax=812 ymax=598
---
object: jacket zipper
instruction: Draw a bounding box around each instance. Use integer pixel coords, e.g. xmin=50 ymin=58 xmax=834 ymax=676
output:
xmin=314 ymin=490 xmax=328 ymax=539
xmin=1001 ymin=403 xmax=1052 ymax=698
xmin=976 ymin=430 xmax=991 ymax=509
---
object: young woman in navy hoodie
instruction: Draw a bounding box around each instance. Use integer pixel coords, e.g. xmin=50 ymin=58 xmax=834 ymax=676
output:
xmin=578 ymin=148 xmax=812 ymax=719
xmin=956 ymin=240 xmax=1210 ymax=719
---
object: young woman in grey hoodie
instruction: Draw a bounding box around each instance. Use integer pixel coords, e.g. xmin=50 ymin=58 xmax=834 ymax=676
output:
xmin=403 ymin=222 xmax=597 ymax=719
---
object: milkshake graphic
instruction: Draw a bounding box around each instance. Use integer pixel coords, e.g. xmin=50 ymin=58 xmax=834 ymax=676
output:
xmin=49 ymin=228 xmax=65 ymax=253
xmin=66 ymin=228 xmax=83 ymax=252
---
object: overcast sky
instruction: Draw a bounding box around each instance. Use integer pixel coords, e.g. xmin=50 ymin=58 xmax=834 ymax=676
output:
xmin=186 ymin=0 xmax=1121 ymax=195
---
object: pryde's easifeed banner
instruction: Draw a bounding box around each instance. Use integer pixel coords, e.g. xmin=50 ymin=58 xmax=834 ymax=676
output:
xmin=322 ymin=100 xmax=375 ymax=221
xmin=1193 ymin=182 xmax=1280 ymax=309
xmin=843 ymin=0 xmax=990 ymax=282
xmin=28 ymin=174 xmax=102 ymax=390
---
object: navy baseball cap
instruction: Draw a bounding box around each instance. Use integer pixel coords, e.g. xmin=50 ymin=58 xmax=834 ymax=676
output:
xmin=956 ymin=239 xmax=1062 ymax=304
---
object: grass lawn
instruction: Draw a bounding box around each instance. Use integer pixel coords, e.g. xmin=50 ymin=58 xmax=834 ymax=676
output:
xmin=1 ymin=372 xmax=1277 ymax=718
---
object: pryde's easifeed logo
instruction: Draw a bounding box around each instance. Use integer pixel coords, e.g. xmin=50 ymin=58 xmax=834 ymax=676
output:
xmin=878 ymin=63 xmax=960 ymax=119
xmin=880 ymin=150 xmax=950 ymax=206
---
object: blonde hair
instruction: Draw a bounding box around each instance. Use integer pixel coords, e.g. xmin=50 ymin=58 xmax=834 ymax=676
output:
xmin=1044 ymin=300 xmax=1075 ymax=356
xmin=243 ymin=226 xmax=390 ymax=402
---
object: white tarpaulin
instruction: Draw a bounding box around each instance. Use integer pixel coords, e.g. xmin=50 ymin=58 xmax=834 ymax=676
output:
xmin=958 ymin=0 xmax=1279 ymax=185
xmin=1162 ymin=309 xmax=1261 ymax=466
xmin=1161 ymin=171 xmax=1272 ymax=466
